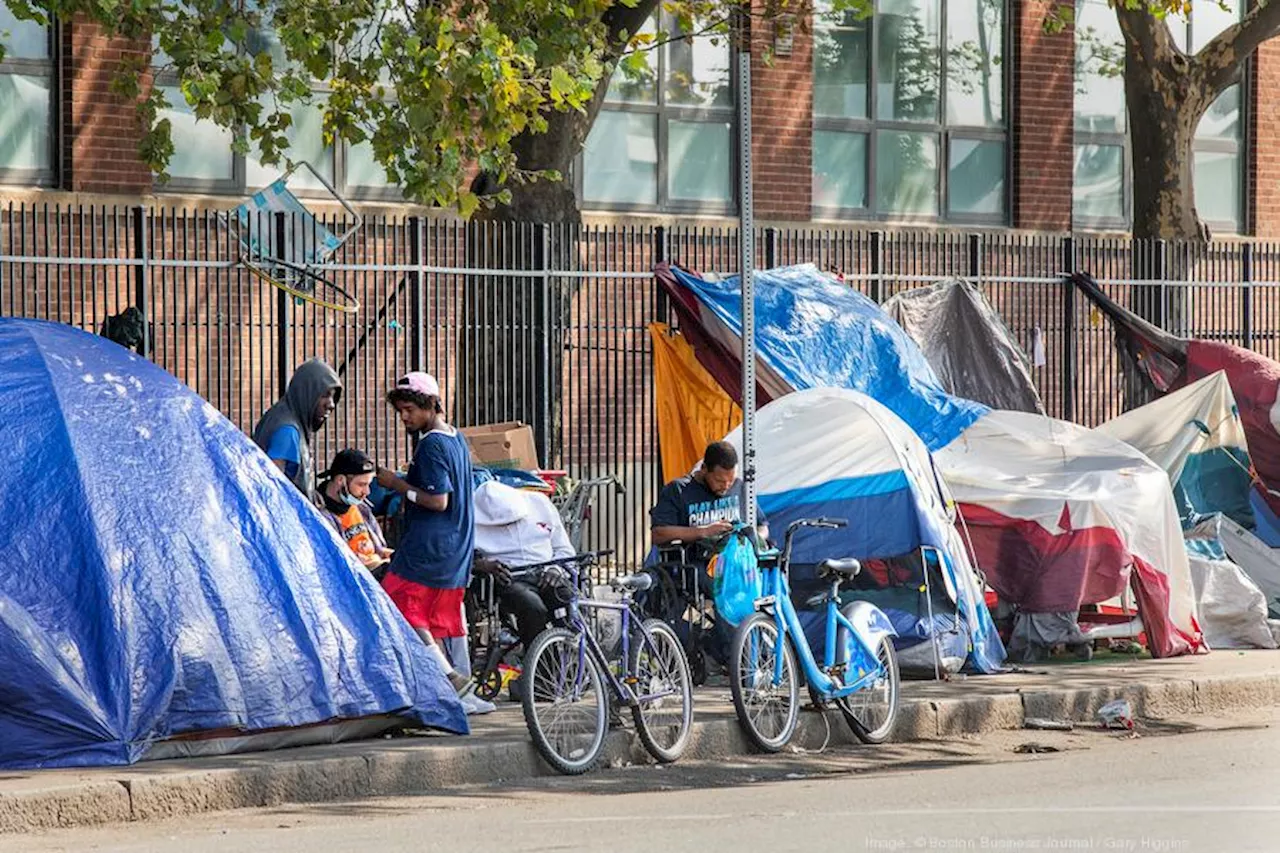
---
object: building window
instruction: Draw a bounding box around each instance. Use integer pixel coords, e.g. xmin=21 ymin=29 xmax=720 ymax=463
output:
xmin=0 ymin=5 xmax=54 ymax=184
xmin=152 ymin=9 xmax=398 ymax=199
xmin=1073 ymin=0 xmax=1243 ymax=232
xmin=579 ymin=15 xmax=735 ymax=213
xmin=812 ymin=0 xmax=1007 ymax=222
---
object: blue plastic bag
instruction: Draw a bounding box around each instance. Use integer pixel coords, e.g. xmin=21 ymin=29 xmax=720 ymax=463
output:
xmin=712 ymin=530 xmax=763 ymax=627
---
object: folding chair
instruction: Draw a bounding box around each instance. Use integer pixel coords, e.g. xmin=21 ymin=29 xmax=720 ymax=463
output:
xmin=222 ymin=162 xmax=363 ymax=313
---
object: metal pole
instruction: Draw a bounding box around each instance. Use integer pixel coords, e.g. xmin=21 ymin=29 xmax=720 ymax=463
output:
xmin=737 ymin=9 xmax=757 ymax=527
xmin=133 ymin=206 xmax=151 ymax=359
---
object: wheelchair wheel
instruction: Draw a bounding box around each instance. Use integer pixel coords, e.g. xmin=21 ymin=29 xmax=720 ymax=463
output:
xmin=475 ymin=667 xmax=503 ymax=702
xmin=688 ymin=643 xmax=708 ymax=687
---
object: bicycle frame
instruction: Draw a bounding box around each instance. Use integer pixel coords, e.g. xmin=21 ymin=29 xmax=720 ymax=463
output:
xmin=552 ymin=562 xmax=681 ymax=709
xmin=754 ymin=523 xmax=894 ymax=700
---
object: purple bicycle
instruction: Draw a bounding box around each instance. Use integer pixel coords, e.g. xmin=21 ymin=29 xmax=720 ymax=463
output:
xmin=520 ymin=555 xmax=694 ymax=775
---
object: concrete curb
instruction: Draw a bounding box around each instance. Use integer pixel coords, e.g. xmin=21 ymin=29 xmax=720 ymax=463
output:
xmin=4 ymin=672 xmax=1278 ymax=834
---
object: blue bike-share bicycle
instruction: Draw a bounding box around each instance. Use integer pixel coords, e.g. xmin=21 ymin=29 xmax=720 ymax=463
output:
xmin=729 ymin=517 xmax=901 ymax=752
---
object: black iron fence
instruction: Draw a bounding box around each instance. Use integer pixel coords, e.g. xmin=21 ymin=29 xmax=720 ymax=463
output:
xmin=5 ymin=202 xmax=1280 ymax=564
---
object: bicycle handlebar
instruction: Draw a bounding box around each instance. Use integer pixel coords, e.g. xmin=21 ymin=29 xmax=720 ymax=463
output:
xmin=786 ymin=516 xmax=848 ymax=532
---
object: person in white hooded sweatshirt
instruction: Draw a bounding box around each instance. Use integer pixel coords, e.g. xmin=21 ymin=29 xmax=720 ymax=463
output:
xmin=472 ymin=477 xmax=577 ymax=649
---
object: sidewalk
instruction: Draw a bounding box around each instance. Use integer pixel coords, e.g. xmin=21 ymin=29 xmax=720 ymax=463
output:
xmin=4 ymin=651 xmax=1278 ymax=834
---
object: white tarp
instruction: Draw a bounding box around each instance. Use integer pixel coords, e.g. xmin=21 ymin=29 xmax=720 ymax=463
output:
xmin=1097 ymin=372 xmax=1253 ymax=528
xmin=1207 ymin=515 xmax=1280 ymax=620
xmin=1186 ymin=555 xmax=1278 ymax=649
xmin=1097 ymin=372 xmax=1245 ymax=484
xmin=937 ymin=410 xmax=1203 ymax=657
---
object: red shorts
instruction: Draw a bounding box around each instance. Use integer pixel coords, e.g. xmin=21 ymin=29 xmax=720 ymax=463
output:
xmin=381 ymin=573 xmax=466 ymax=638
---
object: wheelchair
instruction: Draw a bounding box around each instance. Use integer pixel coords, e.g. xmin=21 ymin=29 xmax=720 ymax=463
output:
xmin=465 ymin=553 xmax=603 ymax=702
xmin=639 ymin=541 xmax=720 ymax=686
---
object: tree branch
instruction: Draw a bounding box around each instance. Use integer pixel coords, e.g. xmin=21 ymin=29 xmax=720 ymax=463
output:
xmin=1111 ymin=3 xmax=1175 ymax=71
xmin=1194 ymin=0 xmax=1280 ymax=95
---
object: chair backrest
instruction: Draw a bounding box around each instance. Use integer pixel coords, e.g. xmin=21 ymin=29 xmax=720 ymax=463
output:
xmin=227 ymin=162 xmax=361 ymax=267
xmin=232 ymin=178 xmax=345 ymax=266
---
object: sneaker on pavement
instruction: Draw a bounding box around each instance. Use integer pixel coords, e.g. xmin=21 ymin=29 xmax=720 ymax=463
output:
xmin=461 ymin=693 xmax=497 ymax=715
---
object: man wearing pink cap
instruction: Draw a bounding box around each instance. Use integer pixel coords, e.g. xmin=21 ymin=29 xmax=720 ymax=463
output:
xmin=377 ymin=372 xmax=486 ymax=709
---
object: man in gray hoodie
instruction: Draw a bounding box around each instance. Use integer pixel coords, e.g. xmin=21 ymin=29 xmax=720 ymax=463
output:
xmin=252 ymin=358 xmax=342 ymax=497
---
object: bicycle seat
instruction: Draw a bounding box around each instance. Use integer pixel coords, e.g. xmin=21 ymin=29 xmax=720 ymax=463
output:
xmin=816 ymin=558 xmax=862 ymax=579
xmin=613 ymin=573 xmax=654 ymax=592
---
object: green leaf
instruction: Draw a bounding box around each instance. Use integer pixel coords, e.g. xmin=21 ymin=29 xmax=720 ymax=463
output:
xmin=456 ymin=190 xmax=480 ymax=219
xmin=549 ymin=65 xmax=576 ymax=105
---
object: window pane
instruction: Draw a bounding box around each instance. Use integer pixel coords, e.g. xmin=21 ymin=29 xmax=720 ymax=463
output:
xmin=813 ymin=130 xmax=868 ymax=209
xmin=946 ymin=0 xmax=1004 ymax=126
xmin=346 ymin=140 xmax=391 ymax=188
xmin=0 ymin=73 xmax=50 ymax=170
xmin=160 ymin=85 xmax=235 ymax=181
xmin=606 ymin=18 xmax=657 ymax=104
xmin=1192 ymin=0 xmax=1238 ymax=52
xmin=948 ymin=138 xmax=1004 ymax=215
xmin=813 ymin=2 xmax=869 ymax=119
xmin=1194 ymin=150 xmax=1240 ymax=230
xmin=1197 ymin=84 xmax=1240 ymax=141
xmin=1074 ymin=0 xmax=1125 ymax=133
xmin=668 ymin=120 xmax=731 ymax=203
xmin=582 ymin=110 xmax=657 ymax=205
xmin=247 ymin=101 xmax=335 ymax=191
xmin=664 ymin=22 xmax=730 ymax=108
xmin=1072 ymin=143 xmax=1125 ymax=220
xmin=876 ymin=0 xmax=940 ymax=122
xmin=875 ymin=130 xmax=938 ymax=214
xmin=0 ymin=6 xmax=47 ymax=60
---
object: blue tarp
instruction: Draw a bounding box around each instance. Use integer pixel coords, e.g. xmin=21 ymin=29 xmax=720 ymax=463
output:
xmin=668 ymin=264 xmax=989 ymax=450
xmin=0 ymin=319 xmax=467 ymax=769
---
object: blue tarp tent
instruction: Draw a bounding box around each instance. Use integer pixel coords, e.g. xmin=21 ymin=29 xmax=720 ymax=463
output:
xmin=660 ymin=263 xmax=988 ymax=451
xmin=0 ymin=319 xmax=466 ymax=769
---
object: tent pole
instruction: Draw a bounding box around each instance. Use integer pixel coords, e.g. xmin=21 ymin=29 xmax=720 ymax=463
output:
xmin=923 ymin=548 xmax=942 ymax=681
xmin=737 ymin=7 xmax=757 ymax=527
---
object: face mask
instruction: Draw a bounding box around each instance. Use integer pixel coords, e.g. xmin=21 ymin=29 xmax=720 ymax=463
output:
xmin=340 ymin=489 xmax=362 ymax=507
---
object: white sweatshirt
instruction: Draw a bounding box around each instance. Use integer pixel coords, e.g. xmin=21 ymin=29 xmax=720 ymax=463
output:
xmin=473 ymin=480 xmax=575 ymax=567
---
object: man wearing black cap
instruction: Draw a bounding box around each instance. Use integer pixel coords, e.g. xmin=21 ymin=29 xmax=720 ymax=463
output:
xmin=317 ymin=449 xmax=393 ymax=579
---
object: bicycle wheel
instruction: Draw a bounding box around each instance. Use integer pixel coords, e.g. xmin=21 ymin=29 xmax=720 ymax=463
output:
xmin=629 ymin=619 xmax=694 ymax=764
xmin=729 ymin=612 xmax=799 ymax=753
xmin=837 ymin=634 xmax=900 ymax=745
xmin=520 ymin=627 xmax=609 ymax=775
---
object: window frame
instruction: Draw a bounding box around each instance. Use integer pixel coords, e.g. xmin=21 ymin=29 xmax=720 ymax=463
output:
xmin=1072 ymin=4 xmax=1247 ymax=234
xmin=810 ymin=0 xmax=1012 ymax=225
xmin=576 ymin=14 xmax=739 ymax=216
xmin=0 ymin=16 xmax=58 ymax=187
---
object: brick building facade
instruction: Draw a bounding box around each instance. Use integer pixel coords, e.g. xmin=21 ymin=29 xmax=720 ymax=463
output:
xmin=3 ymin=0 xmax=1277 ymax=236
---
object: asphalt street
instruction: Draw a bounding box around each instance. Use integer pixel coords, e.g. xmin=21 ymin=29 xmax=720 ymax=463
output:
xmin=10 ymin=710 xmax=1278 ymax=853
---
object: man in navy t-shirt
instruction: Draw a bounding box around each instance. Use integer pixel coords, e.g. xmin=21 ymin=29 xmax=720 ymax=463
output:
xmin=651 ymin=441 xmax=767 ymax=549
xmin=376 ymin=372 xmax=486 ymax=709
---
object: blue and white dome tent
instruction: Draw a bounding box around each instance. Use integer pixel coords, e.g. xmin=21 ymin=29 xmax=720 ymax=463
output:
xmin=722 ymin=387 xmax=1005 ymax=675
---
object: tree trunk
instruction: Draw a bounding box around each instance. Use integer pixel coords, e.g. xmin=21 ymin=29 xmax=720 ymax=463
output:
xmin=1113 ymin=12 xmax=1216 ymax=408
xmin=1122 ymin=46 xmax=1208 ymax=243
xmin=456 ymin=2 xmax=658 ymax=462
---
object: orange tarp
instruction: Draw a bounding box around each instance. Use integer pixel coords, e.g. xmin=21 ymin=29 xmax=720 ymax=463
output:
xmin=649 ymin=323 xmax=741 ymax=482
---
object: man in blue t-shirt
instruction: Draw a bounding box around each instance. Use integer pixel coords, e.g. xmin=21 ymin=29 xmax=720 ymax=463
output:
xmin=376 ymin=372 xmax=495 ymax=712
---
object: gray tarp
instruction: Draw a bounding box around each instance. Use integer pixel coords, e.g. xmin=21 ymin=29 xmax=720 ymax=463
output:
xmin=884 ymin=278 xmax=1045 ymax=414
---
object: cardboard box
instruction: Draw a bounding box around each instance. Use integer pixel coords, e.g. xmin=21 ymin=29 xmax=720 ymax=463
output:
xmin=461 ymin=421 xmax=540 ymax=471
